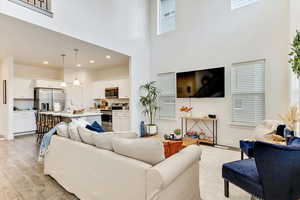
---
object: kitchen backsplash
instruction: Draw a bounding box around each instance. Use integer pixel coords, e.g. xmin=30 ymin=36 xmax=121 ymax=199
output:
xmin=14 ymin=100 xmax=34 ymax=110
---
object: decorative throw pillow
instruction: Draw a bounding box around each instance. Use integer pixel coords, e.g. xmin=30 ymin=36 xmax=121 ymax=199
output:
xmin=93 ymin=132 xmax=137 ymax=151
xmin=112 ymin=138 xmax=165 ymax=165
xmin=78 ymin=127 xmax=97 ymax=145
xmin=86 ymin=121 xmax=105 ymax=133
xmin=56 ymin=124 xmax=69 ymax=138
xmin=68 ymin=122 xmax=82 ymax=142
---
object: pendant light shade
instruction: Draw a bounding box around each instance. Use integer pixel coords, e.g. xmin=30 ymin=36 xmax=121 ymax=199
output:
xmin=73 ymin=78 xmax=80 ymax=86
xmin=60 ymin=54 xmax=67 ymax=87
xmin=60 ymin=82 xmax=67 ymax=87
xmin=73 ymin=49 xmax=81 ymax=86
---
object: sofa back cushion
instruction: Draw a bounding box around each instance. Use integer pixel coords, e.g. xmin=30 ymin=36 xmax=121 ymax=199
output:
xmin=68 ymin=122 xmax=82 ymax=142
xmin=57 ymin=124 xmax=69 ymax=138
xmin=93 ymin=132 xmax=137 ymax=151
xmin=78 ymin=127 xmax=97 ymax=145
xmin=112 ymin=138 xmax=165 ymax=165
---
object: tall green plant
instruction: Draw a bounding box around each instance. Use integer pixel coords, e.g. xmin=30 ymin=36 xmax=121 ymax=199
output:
xmin=140 ymin=81 xmax=159 ymax=125
xmin=289 ymin=30 xmax=300 ymax=78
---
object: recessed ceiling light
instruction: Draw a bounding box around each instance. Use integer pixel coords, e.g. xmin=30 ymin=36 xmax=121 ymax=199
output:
xmin=77 ymin=64 xmax=81 ymax=67
xmin=43 ymin=61 xmax=49 ymax=65
xmin=89 ymin=60 xmax=95 ymax=64
xmin=105 ymin=55 xmax=111 ymax=59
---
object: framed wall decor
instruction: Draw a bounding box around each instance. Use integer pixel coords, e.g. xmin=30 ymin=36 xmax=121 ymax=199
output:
xmin=3 ymin=80 xmax=7 ymax=104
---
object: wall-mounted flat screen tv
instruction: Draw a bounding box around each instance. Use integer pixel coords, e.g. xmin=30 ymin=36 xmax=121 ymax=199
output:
xmin=176 ymin=67 xmax=225 ymax=98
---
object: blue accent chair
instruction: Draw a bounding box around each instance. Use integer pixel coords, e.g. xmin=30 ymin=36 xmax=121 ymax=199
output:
xmin=222 ymin=140 xmax=300 ymax=200
xmin=240 ymin=140 xmax=255 ymax=160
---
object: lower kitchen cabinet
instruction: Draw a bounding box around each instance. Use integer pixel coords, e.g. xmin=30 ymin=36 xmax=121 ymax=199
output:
xmin=112 ymin=110 xmax=130 ymax=132
xmin=13 ymin=111 xmax=37 ymax=134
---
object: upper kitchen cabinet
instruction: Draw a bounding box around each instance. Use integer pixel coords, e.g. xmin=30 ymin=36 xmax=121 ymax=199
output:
xmin=34 ymin=80 xmax=64 ymax=89
xmin=13 ymin=78 xmax=34 ymax=99
xmin=118 ymin=79 xmax=130 ymax=99
xmin=93 ymin=78 xmax=130 ymax=99
xmin=92 ymin=81 xmax=105 ymax=99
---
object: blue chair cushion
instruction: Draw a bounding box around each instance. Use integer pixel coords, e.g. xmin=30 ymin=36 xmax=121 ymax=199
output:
xmin=240 ymin=141 xmax=255 ymax=158
xmin=222 ymin=159 xmax=263 ymax=198
xmin=86 ymin=121 xmax=105 ymax=133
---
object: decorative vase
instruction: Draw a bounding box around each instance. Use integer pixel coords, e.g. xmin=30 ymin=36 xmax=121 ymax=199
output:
xmin=175 ymin=134 xmax=182 ymax=140
xmin=186 ymin=111 xmax=192 ymax=117
xmin=140 ymin=121 xmax=146 ymax=137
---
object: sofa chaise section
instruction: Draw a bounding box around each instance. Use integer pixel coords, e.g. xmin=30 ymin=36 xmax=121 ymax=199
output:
xmin=44 ymin=135 xmax=201 ymax=200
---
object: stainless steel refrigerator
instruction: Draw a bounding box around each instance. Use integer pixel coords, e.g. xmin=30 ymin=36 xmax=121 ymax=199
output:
xmin=34 ymin=88 xmax=65 ymax=111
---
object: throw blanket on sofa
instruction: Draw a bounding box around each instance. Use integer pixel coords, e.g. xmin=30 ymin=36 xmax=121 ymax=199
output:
xmin=38 ymin=122 xmax=67 ymax=162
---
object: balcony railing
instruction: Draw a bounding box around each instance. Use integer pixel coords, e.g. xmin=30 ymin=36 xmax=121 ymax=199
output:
xmin=9 ymin=0 xmax=53 ymax=17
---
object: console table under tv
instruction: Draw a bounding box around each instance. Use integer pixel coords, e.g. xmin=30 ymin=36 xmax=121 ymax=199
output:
xmin=181 ymin=116 xmax=218 ymax=146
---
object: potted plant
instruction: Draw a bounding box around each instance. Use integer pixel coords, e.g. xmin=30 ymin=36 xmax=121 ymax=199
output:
xmin=173 ymin=128 xmax=182 ymax=140
xmin=279 ymin=105 xmax=300 ymax=137
xmin=289 ymin=30 xmax=300 ymax=78
xmin=140 ymin=81 xmax=159 ymax=135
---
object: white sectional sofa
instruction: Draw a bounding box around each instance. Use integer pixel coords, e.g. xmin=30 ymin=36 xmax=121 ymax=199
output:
xmin=44 ymin=135 xmax=202 ymax=200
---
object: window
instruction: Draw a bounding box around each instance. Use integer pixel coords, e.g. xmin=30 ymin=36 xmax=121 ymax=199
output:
xmin=157 ymin=72 xmax=176 ymax=119
xmin=158 ymin=0 xmax=176 ymax=35
xmin=231 ymin=60 xmax=265 ymax=126
xmin=231 ymin=0 xmax=258 ymax=10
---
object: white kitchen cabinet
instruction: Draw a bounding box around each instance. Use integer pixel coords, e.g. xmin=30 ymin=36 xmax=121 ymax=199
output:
xmin=92 ymin=78 xmax=130 ymax=99
xmin=92 ymin=81 xmax=105 ymax=99
xmin=34 ymin=80 xmax=64 ymax=89
xmin=112 ymin=110 xmax=130 ymax=132
xmin=13 ymin=78 xmax=34 ymax=99
xmin=118 ymin=79 xmax=130 ymax=98
xmin=13 ymin=111 xmax=37 ymax=134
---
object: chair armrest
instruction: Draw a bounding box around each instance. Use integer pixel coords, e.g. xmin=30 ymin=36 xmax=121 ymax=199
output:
xmin=147 ymin=145 xmax=201 ymax=198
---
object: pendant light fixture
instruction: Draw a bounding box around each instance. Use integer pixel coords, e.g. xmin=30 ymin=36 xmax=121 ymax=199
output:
xmin=60 ymin=54 xmax=67 ymax=87
xmin=73 ymin=49 xmax=81 ymax=86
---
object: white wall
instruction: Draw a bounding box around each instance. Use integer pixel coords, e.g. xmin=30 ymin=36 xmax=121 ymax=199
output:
xmin=90 ymin=65 xmax=129 ymax=82
xmin=289 ymin=0 xmax=300 ymax=136
xmin=14 ymin=64 xmax=63 ymax=80
xmin=0 ymin=0 xmax=151 ymax=132
xmin=0 ymin=57 xmax=14 ymax=140
xmin=150 ymin=0 xmax=290 ymax=147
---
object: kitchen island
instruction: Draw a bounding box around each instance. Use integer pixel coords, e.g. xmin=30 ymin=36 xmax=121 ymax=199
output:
xmin=39 ymin=111 xmax=102 ymax=124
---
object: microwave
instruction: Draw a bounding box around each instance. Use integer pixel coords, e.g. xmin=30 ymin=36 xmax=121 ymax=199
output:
xmin=105 ymin=87 xmax=119 ymax=99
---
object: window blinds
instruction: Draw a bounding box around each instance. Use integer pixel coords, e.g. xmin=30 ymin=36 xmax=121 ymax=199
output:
xmin=231 ymin=0 xmax=258 ymax=10
xmin=157 ymin=72 xmax=176 ymax=119
xmin=159 ymin=0 xmax=176 ymax=34
xmin=231 ymin=60 xmax=265 ymax=125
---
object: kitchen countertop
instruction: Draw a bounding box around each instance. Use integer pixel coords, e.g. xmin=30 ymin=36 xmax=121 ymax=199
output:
xmin=38 ymin=111 xmax=103 ymax=118
xmin=13 ymin=110 xmax=36 ymax=113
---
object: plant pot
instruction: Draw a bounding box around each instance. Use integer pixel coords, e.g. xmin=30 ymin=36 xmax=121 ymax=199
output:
xmin=146 ymin=124 xmax=158 ymax=135
xmin=175 ymin=134 xmax=182 ymax=140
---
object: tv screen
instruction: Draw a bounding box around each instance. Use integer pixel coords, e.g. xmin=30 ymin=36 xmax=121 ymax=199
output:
xmin=176 ymin=67 xmax=225 ymax=98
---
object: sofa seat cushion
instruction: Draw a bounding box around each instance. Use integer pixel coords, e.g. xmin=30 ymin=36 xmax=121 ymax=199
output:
xmin=222 ymin=159 xmax=263 ymax=198
xmin=112 ymin=138 xmax=165 ymax=165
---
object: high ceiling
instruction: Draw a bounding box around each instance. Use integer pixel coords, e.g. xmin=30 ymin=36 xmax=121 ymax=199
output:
xmin=0 ymin=14 xmax=129 ymax=69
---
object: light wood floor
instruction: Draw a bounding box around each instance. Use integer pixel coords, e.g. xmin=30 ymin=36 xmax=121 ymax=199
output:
xmin=0 ymin=135 xmax=78 ymax=200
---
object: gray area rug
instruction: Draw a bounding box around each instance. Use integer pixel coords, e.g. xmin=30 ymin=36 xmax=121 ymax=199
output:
xmin=200 ymin=145 xmax=251 ymax=200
